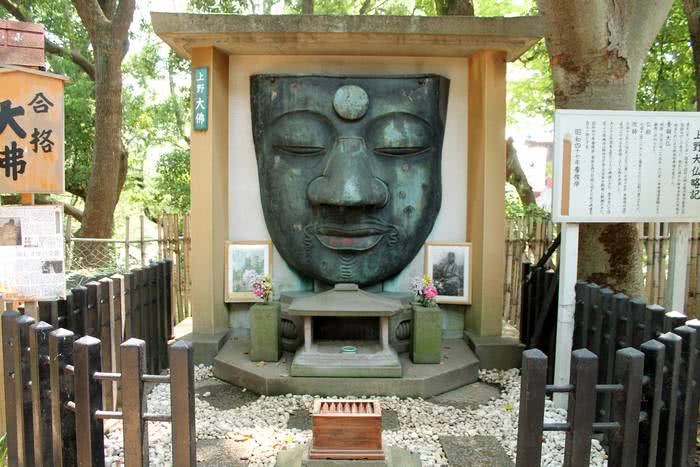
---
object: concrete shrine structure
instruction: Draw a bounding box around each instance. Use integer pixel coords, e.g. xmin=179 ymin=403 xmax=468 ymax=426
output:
xmin=152 ymin=13 xmax=543 ymax=395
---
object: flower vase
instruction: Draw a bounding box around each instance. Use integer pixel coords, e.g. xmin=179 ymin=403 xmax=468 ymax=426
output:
xmin=250 ymin=302 xmax=281 ymax=362
xmin=411 ymin=304 xmax=442 ymax=364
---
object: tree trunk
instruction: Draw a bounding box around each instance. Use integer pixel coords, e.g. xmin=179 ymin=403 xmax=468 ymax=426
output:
xmin=302 ymin=0 xmax=314 ymax=14
xmin=435 ymin=0 xmax=474 ymax=16
xmin=73 ymin=0 xmax=134 ymax=239
xmin=537 ymin=0 xmax=673 ymax=296
xmin=506 ymin=137 xmax=537 ymax=206
xmin=684 ymin=0 xmax=700 ymax=111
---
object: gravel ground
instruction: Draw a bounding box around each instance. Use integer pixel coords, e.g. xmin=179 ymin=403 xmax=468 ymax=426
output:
xmin=103 ymin=365 xmax=608 ymax=467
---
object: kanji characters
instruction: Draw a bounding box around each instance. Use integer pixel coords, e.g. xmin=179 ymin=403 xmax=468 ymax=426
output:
xmin=0 ymin=141 xmax=26 ymax=181
xmin=0 ymin=100 xmax=26 ymax=138
xmin=27 ymin=92 xmax=54 ymax=113
xmin=30 ymin=128 xmax=54 ymax=153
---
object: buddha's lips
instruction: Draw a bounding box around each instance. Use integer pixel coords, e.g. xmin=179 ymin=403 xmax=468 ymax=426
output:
xmin=314 ymin=224 xmax=389 ymax=251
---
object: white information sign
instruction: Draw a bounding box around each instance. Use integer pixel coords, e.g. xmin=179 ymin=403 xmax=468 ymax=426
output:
xmin=553 ymin=109 xmax=700 ymax=223
xmin=0 ymin=204 xmax=64 ymax=300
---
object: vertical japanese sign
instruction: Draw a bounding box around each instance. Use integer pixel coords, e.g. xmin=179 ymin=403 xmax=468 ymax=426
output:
xmin=193 ymin=66 xmax=208 ymax=131
xmin=553 ymin=109 xmax=700 ymax=222
xmin=0 ymin=68 xmax=65 ymax=193
xmin=0 ymin=204 xmax=64 ymax=300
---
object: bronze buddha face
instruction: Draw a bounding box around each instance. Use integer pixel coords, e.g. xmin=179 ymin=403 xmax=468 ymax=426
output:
xmin=251 ymin=75 xmax=449 ymax=286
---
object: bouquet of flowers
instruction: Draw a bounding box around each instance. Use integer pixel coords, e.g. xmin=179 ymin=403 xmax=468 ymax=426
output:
xmin=243 ymin=270 xmax=274 ymax=303
xmin=411 ymin=275 xmax=438 ymax=307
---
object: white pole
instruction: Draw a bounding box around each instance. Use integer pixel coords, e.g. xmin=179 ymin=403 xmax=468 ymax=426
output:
xmin=665 ymin=222 xmax=691 ymax=314
xmin=553 ymin=222 xmax=579 ymax=409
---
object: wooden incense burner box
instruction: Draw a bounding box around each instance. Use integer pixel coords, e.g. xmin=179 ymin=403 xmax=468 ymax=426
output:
xmin=310 ymin=399 xmax=384 ymax=460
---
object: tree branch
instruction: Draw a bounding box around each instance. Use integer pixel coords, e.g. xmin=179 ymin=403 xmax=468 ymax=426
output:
xmin=44 ymin=39 xmax=96 ymax=80
xmin=111 ymin=0 xmax=135 ymax=42
xmin=0 ymin=0 xmax=25 ymax=21
xmin=73 ymin=0 xmax=110 ymax=40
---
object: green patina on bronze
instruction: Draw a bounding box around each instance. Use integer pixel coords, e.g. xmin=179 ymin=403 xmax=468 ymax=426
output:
xmin=251 ymin=74 xmax=449 ymax=286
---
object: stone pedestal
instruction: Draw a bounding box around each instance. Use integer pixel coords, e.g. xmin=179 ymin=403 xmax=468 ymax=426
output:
xmin=411 ymin=305 xmax=442 ymax=364
xmin=250 ymin=302 xmax=281 ymax=362
xmin=275 ymin=445 xmax=421 ymax=467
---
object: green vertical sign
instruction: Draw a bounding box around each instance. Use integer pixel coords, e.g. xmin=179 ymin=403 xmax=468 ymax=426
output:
xmin=193 ymin=66 xmax=209 ymax=131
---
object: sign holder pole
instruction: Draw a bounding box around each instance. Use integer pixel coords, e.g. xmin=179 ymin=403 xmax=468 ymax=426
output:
xmin=666 ymin=222 xmax=691 ymax=313
xmin=553 ymin=222 xmax=579 ymax=408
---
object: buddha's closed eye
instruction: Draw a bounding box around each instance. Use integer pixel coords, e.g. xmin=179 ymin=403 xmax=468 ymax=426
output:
xmin=273 ymin=144 xmax=326 ymax=157
xmin=367 ymin=112 xmax=433 ymax=158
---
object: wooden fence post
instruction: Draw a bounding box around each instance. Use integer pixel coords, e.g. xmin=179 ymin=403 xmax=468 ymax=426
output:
xmin=170 ymin=340 xmax=196 ymax=467
xmin=686 ymin=319 xmax=700 ymax=467
xmin=515 ymin=349 xmax=547 ymax=467
xmin=85 ymin=282 xmax=100 ymax=337
xmin=14 ymin=313 xmax=35 ymax=466
xmin=656 ymin=332 xmax=682 ymax=467
xmin=98 ymin=278 xmax=114 ymax=411
xmin=2 ymin=311 xmax=25 ymax=466
xmin=49 ymin=329 xmax=76 ymax=467
xmin=121 ymin=338 xmax=148 ymax=466
xmin=638 ymin=339 xmax=665 ymax=467
xmin=71 ymin=286 xmax=87 ymax=337
xmin=609 ymin=347 xmax=644 ymax=467
xmin=630 ymin=298 xmax=649 ymax=348
xmin=671 ymin=325 xmax=697 ymax=467
xmin=123 ymin=272 xmax=134 ymax=340
xmin=30 ymin=321 xmax=54 ymax=466
xmin=563 ymin=349 xmax=597 ymax=467
xmin=74 ymin=336 xmax=104 ymax=467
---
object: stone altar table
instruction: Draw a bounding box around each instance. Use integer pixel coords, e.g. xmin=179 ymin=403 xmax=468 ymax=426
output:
xmin=288 ymin=284 xmax=403 ymax=378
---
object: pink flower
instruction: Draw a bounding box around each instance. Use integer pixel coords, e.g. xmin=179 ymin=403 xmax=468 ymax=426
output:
xmin=423 ymin=284 xmax=438 ymax=299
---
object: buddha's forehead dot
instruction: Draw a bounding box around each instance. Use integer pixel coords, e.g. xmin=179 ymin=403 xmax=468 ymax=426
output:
xmin=333 ymin=85 xmax=369 ymax=121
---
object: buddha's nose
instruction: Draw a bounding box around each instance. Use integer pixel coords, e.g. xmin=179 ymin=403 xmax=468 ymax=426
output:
xmin=307 ymin=137 xmax=389 ymax=208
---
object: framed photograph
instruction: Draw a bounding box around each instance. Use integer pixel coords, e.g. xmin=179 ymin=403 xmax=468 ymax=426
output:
xmin=424 ymin=242 xmax=471 ymax=304
xmin=225 ymin=241 xmax=272 ymax=303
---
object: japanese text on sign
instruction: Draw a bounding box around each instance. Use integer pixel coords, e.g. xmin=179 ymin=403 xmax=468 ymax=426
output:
xmin=0 ymin=69 xmax=65 ymax=193
xmin=193 ymin=66 xmax=208 ymax=131
xmin=0 ymin=204 xmax=65 ymax=301
xmin=553 ymin=110 xmax=700 ymax=222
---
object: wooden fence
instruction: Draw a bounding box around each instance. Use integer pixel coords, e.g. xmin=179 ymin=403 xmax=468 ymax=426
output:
xmin=1 ymin=311 xmax=195 ymax=467
xmin=505 ymin=220 xmax=700 ymax=328
xmin=516 ymin=282 xmax=700 ymax=467
xmin=504 ymin=218 xmax=557 ymax=326
xmin=2 ymin=260 xmax=194 ymax=465
xmin=32 ymin=260 xmax=173 ymax=411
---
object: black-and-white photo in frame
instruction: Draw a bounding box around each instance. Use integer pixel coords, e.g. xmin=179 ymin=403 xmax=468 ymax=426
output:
xmin=424 ymin=242 xmax=471 ymax=304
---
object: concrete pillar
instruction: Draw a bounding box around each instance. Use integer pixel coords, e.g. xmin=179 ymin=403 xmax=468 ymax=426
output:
xmin=465 ymin=50 xmax=506 ymax=338
xmin=187 ymin=47 xmax=230 ymax=361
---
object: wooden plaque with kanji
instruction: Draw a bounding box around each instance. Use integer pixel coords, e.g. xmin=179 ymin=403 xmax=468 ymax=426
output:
xmin=0 ymin=66 xmax=66 ymax=194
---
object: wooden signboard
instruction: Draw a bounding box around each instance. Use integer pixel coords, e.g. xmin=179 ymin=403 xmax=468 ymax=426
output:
xmin=0 ymin=21 xmax=45 ymax=68
xmin=0 ymin=66 xmax=67 ymax=193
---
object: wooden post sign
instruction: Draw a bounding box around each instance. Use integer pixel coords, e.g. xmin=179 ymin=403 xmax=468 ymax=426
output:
xmin=0 ymin=65 xmax=67 ymax=193
xmin=551 ymin=109 xmax=700 ymax=408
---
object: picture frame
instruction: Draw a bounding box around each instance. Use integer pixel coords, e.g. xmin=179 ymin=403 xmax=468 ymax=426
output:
xmin=225 ymin=240 xmax=272 ymax=303
xmin=424 ymin=242 xmax=472 ymax=304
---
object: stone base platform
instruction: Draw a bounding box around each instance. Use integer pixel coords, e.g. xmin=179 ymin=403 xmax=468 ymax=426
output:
xmin=290 ymin=341 xmax=402 ymax=378
xmin=213 ymin=337 xmax=479 ymax=397
xmin=275 ymin=445 xmax=421 ymax=467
